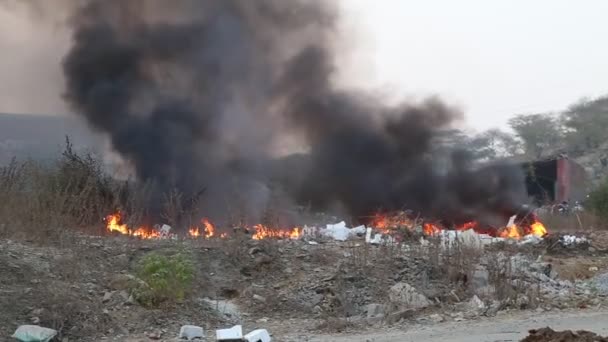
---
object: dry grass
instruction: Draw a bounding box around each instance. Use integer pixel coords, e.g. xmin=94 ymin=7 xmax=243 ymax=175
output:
xmin=0 ymin=136 xmax=208 ymax=244
xmin=538 ymin=211 xmax=605 ymax=232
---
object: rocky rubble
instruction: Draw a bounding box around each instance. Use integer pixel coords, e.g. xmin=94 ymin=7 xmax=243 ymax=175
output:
xmin=2 ymin=228 xmax=608 ymax=340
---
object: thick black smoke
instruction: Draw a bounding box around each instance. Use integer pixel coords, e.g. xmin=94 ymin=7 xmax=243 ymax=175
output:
xmin=62 ymin=0 xmax=527 ymax=226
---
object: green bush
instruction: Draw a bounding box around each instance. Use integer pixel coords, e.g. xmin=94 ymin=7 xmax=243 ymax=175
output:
xmin=588 ymin=179 xmax=608 ymax=221
xmin=134 ymin=252 xmax=195 ymax=307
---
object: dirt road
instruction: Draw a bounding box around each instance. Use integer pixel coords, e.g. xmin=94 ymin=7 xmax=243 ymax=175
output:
xmin=302 ymin=309 xmax=608 ymax=342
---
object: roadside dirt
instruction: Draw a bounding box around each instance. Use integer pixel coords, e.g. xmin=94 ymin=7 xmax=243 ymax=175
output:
xmin=299 ymin=309 xmax=608 ymax=342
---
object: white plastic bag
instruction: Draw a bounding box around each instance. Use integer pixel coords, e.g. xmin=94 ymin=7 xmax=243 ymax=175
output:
xmin=11 ymin=325 xmax=57 ymax=342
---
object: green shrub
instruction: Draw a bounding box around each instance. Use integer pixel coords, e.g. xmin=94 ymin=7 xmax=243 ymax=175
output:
xmin=134 ymin=252 xmax=195 ymax=307
xmin=588 ymin=179 xmax=608 ymax=221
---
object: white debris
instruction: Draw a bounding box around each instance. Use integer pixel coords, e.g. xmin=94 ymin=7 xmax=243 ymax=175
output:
xmin=244 ymin=329 xmax=271 ymax=342
xmin=561 ymin=235 xmax=588 ymax=246
xmin=322 ymin=221 xmax=350 ymax=241
xmin=11 ymin=325 xmax=57 ymax=342
xmin=318 ymin=221 xmax=364 ymax=241
xmin=365 ymin=227 xmax=396 ymax=245
xmin=518 ymin=234 xmax=543 ymax=245
xmin=506 ymin=215 xmax=516 ymax=227
xmin=436 ymin=229 xmax=502 ymax=250
xmin=365 ymin=227 xmax=372 ymax=242
xmin=302 ymin=225 xmax=319 ymax=237
xmin=159 ymin=224 xmax=172 ymax=236
xmin=179 ymin=325 xmax=204 ymax=340
xmin=350 ymin=225 xmax=367 ymax=235
xmin=365 ymin=227 xmax=382 ymax=244
xmin=216 ymin=325 xmax=243 ymax=341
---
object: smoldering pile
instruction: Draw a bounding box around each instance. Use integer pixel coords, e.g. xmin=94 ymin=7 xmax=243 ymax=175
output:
xmin=60 ymin=0 xmax=527 ymax=227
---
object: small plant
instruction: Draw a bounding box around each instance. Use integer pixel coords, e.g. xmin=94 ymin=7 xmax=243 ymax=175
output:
xmin=134 ymin=252 xmax=195 ymax=307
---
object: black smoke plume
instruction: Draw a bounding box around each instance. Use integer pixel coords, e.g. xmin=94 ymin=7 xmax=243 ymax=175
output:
xmin=62 ymin=0 xmax=527 ymax=226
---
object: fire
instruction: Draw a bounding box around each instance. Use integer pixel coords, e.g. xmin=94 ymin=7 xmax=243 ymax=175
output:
xmin=251 ymin=224 xmax=302 ymax=240
xmin=106 ymin=213 xmax=129 ymax=235
xmin=498 ymin=225 xmax=521 ymax=238
xmin=529 ymin=220 xmax=548 ymax=237
xmin=371 ymin=212 xmax=415 ymax=233
xmin=370 ymin=212 xmax=549 ymax=240
xmin=187 ymin=218 xmax=215 ymax=238
xmin=188 ymin=227 xmax=200 ymax=238
xmin=456 ymin=221 xmax=477 ymax=231
xmin=202 ymin=218 xmax=215 ymax=238
xmin=423 ymin=223 xmax=442 ymax=236
xmin=132 ymin=227 xmax=161 ymax=239
xmin=105 ymin=212 xmax=163 ymax=239
xmin=106 ymin=212 xmax=302 ymax=240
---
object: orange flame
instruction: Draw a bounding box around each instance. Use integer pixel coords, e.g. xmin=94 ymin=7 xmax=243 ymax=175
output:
xmin=529 ymin=220 xmax=548 ymax=237
xmin=498 ymin=225 xmax=521 ymax=238
xmin=132 ymin=227 xmax=161 ymax=239
xmin=456 ymin=221 xmax=477 ymax=231
xmin=371 ymin=212 xmax=414 ymax=233
xmin=106 ymin=213 xmax=129 ymax=235
xmin=188 ymin=227 xmax=200 ymax=238
xmin=106 ymin=213 xmax=163 ymax=239
xmin=371 ymin=212 xmax=549 ymax=240
xmin=423 ymin=223 xmax=441 ymax=236
xmin=251 ymin=224 xmax=301 ymax=240
xmin=202 ymin=218 xmax=215 ymax=238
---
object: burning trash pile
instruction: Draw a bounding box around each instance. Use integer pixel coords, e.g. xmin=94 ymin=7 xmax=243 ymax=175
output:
xmin=104 ymin=212 xmax=301 ymax=241
xmin=103 ymin=207 xmax=549 ymax=247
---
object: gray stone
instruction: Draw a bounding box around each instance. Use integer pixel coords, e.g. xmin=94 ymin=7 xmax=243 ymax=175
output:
xmin=253 ymin=294 xmax=266 ymax=303
xmin=452 ymin=312 xmax=465 ymax=321
xmin=385 ymin=309 xmax=415 ymax=324
xmin=472 ymin=266 xmax=490 ymax=289
xmin=466 ymin=295 xmax=486 ymax=315
xmin=388 ymin=282 xmax=431 ymax=310
xmin=516 ymin=294 xmax=530 ymax=309
xmin=102 ymin=291 xmax=114 ymax=303
xmin=365 ymin=303 xmax=385 ymax=318
xmin=428 ymin=313 xmax=444 ymax=323
xmin=118 ymin=290 xmax=130 ymax=301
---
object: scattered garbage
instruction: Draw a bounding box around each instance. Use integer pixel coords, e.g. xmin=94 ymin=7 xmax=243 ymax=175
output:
xmin=560 ymin=235 xmax=588 ymax=246
xmin=179 ymin=325 xmax=204 ymax=340
xmin=11 ymin=325 xmax=57 ymax=342
xmin=159 ymin=224 xmax=172 ymax=237
xmin=216 ymin=325 xmax=243 ymax=341
xmin=303 ymin=222 xmax=367 ymax=242
xmin=322 ymin=221 xmax=350 ymax=241
xmin=216 ymin=325 xmax=271 ymax=342
xmin=244 ymin=329 xmax=271 ymax=342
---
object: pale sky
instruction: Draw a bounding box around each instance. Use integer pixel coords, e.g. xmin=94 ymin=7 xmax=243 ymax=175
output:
xmin=1 ymin=0 xmax=608 ymax=132
xmin=340 ymin=0 xmax=608 ymax=131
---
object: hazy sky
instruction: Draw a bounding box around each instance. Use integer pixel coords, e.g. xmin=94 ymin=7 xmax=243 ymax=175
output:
xmin=1 ymin=0 xmax=608 ymax=131
xmin=340 ymin=0 xmax=608 ymax=131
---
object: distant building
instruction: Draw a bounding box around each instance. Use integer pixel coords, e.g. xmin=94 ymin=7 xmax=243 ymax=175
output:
xmin=518 ymin=156 xmax=588 ymax=204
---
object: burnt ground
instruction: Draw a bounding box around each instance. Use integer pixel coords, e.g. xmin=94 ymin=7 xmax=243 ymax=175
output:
xmin=2 ymin=230 xmax=608 ymax=341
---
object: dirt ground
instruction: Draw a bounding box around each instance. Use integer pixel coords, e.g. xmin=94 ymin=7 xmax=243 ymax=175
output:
xmin=115 ymin=308 xmax=608 ymax=341
xmin=3 ymin=229 xmax=608 ymax=341
xmin=303 ymin=309 xmax=608 ymax=342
